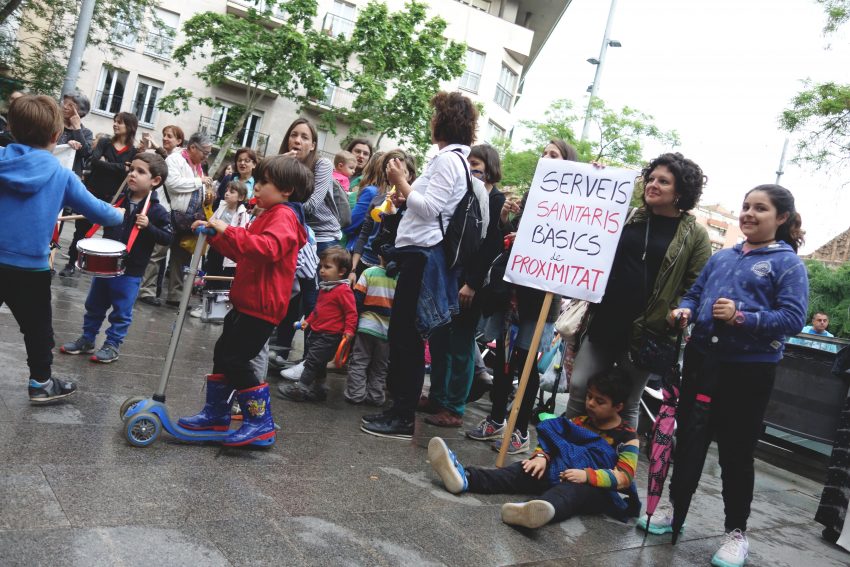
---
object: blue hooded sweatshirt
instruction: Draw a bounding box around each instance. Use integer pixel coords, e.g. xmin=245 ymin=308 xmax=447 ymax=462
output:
xmin=679 ymin=241 xmax=808 ymax=363
xmin=0 ymin=143 xmax=123 ymax=269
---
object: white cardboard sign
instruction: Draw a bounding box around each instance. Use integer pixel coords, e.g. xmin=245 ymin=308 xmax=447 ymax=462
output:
xmin=504 ymin=159 xmax=636 ymax=302
xmin=52 ymin=144 xmax=76 ymax=171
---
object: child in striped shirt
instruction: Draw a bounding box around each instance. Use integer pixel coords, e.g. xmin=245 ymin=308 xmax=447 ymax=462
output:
xmin=428 ymin=368 xmax=641 ymax=528
xmin=344 ymin=251 xmax=397 ymax=405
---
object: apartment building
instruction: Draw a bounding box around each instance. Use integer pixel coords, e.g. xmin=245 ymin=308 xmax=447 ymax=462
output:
xmin=691 ymin=203 xmax=745 ymax=252
xmin=10 ymin=0 xmax=570 ymax=161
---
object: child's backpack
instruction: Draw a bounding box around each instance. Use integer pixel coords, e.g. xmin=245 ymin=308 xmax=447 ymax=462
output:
xmin=325 ymin=177 xmax=352 ymax=228
xmin=438 ymin=150 xmax=488 ymax=270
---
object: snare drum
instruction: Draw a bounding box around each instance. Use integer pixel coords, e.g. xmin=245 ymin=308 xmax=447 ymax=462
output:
xmin=75 ymin=238 xmax=126 ymax=277
xmin=201 ymin=290 xmax=231 ymax=323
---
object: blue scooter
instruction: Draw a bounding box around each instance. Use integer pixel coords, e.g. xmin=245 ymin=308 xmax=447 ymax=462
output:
xmin=120 ymin=227 xmax=270 ymax=447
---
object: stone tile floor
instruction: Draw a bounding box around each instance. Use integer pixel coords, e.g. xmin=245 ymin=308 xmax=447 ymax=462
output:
xmin=0 ymin=251 xmax=847 ymax=566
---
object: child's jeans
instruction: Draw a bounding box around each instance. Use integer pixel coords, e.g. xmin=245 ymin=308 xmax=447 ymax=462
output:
xmin=299 ymin=331 xmax=342 ymax=391
xmin=82 ymin=275 xmax=142 ymax=348
xmin=345 ymin=332 xmax=388 ymax=403
xmin=0 ymin=265 xmax=54 ymax=381
xmin=466 ymin=462 xmax=615 ymax=523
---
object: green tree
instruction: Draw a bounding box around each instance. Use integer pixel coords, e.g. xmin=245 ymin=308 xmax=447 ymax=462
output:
xmin=0 ymin=0 xmax=158 ymax=96
xmin=325 ymin=1 xmax=465 ymax=160
xmin=157 ymin=0 xmax=347 ymax=175
xmin=805 ymin=259 xmax=850 ymax=337
xmin=500 ymin=97 xmax=678 ymax=192
xmin=780 ymin=1 xmax=850 ymax=169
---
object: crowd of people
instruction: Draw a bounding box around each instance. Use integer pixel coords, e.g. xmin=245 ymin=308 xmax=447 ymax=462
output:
xmin=0 ymin=87 xmax=827 ymax=567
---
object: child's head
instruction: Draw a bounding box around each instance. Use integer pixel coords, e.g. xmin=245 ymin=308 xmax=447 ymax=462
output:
xmin=253 ymin=155 xmax=313 ymax=208
xmin=8 ymin=94 xmax=62 ymax=148
xmin=585 ymin=368 xmax=630 ymax=423
xmin=469 ymin=144 xmax=502 ymax=185
xmin=334 ymin=150 xmax=357 ymax=178
xmin=224 ymin=179 xmax=248 ymax=206
xmin=128 ymin=153 xmax=167 ymax=195
xmin=318 ymin=246 xmax=352 ymax=281
xmin=741 ymin=184 xmax=804 ymax=252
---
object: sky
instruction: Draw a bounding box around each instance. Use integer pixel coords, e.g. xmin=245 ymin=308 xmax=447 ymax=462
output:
xmin=513 ymin=0 xmax=850 ymax=253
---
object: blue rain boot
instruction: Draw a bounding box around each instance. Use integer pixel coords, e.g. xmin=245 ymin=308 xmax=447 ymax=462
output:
xmin=178 ymin=374 xmax=235 ymax=431
xmin=222 ymin=383 xmax=276 ymax=447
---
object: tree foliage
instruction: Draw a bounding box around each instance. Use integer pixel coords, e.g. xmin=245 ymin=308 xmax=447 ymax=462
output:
xmin=0 ymin=0 xmax=158 ymax=96
xmin=499 ymin=97 xmax=678 ymax=192
xmin=326 ymin=1 xmax=465 ymax=160
xmin=804 ymin=260 xmax=850 ymax=337
xmin=781 ymin=1 xmax=850 ymax=170
xmin=158 ymin=0 xmax=347 ymax=174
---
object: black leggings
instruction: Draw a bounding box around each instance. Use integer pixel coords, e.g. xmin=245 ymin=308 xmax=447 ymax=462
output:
xmin=213 ymin=309 xmax=276 ymax=390
xmin=0 ymin=266 xmax=54 ymax=381
xmin=466 ymin=462 xmax=613 ymax=523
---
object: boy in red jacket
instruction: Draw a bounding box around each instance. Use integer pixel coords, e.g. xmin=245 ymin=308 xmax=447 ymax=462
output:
xmin=178 ymin=155 xmax=309 ymax=447
xmin=278 ymin=246 xmax=357 ymax=402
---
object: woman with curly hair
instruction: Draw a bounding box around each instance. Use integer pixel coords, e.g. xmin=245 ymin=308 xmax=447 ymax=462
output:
xmin=564 ymin=152 xmax=712 ymax=429
xmin=360 ymin=91 xmax=479 ymax=439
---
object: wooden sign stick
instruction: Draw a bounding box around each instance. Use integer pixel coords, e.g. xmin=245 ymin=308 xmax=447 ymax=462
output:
xmin=496 ymin=291 xmax=554 ymax=468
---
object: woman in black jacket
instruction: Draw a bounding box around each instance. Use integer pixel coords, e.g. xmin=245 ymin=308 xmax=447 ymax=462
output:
xmin=60 ymin=112 xmax=138 ymax=277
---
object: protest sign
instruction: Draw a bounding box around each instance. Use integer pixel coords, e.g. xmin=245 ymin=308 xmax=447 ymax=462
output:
xmin=504 ymin=159 xmax=636 ymax=303
xmin=52 ymin=144 xmax=75 ymax=171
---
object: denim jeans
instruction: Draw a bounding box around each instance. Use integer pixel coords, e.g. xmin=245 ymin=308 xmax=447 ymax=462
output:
xmin=82 ymin=275 xmax=143 ymax=347
xmin=428 ymin=305 xmax=478 ymax=415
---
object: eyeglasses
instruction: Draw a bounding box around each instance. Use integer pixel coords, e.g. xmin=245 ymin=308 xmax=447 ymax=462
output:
xmin=195 ymin=146 xmax=212 ymax=157
xmin=236 ymin=159 xmax=253 ymax=165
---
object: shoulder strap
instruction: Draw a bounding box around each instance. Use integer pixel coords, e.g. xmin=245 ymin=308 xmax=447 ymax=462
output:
xmin=438 ymin=149 xmax=474 ymax=236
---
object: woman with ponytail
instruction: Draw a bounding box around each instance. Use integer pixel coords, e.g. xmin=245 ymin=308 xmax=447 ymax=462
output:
xmin=649 ymin=185 xmax=808 ymax=567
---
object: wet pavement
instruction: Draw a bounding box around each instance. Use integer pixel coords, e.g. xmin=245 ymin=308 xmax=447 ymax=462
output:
xmin=0 ymin=246 xmax=847 ymax=566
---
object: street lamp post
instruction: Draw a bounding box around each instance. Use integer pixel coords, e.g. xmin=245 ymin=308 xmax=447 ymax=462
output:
xmin=580 ymin=0 xmax=621 ymax=143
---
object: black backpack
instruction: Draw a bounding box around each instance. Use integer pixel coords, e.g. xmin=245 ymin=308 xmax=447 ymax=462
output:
xmin=438 ymin=150 xmax=484 ymax=270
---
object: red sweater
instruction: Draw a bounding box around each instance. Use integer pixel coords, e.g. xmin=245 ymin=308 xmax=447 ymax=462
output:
xmin=306 ymin=283 xmax=358 ymax=336
xmin=209 ymin=203 xmax=306 ymax=324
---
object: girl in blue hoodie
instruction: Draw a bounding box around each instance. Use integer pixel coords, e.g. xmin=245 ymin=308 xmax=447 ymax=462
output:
xmin=664 ymin=185 xmax=808 ymax=567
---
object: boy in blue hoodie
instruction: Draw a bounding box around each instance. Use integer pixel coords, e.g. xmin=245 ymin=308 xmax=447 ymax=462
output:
xmin=60 ymin=153 xmax=172 ymax=363
xmin=0 ymin=95 xmax=123 ymax=403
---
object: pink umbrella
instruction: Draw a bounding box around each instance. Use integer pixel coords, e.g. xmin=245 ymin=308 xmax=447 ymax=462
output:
xmin=642 ymin=327 xmax=684 ymax=544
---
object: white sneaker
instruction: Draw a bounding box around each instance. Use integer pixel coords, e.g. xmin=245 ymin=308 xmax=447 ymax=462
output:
xmin=189 ymin=306 xmax=204 ymax=318
xmin=500 ymin=500 xmax=555 ymax=529
xmin=636 ymin=500 xmax=677 ymax=535
xmin=711 ymin=529 xmax=748 ymax=567
xmin=280 ymin=360 xmax=305 ymax=381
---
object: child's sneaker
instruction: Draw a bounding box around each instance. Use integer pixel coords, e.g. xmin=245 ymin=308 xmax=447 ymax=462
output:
xmin=60 ymin=336 xmax=95 ymax=355
xmin=636 ymin=501 xmax=677 ymax=535
xmin=28 ymin=377 xmax=78 ymax=404
xmin=90 ymin=343 xmax=119 ymax=363
xmin=491 ymin=429 xmax=529 ymax=455
xmin=500 ymin=500 xmax=555 ymax=529
xmin=279 ymin=360 xmax=304 ymax=381
xmin=466 ymin=417 xmax=505 ymax=441
xmin=277 ymin=381 xmax=326 ymax=402
xmin=711 ymin=529 xmax=748 ymax=567
xmin=189 ymin=305 xmax=204 ymax=318
xmin=427 ymin=437 xmax=468 ymax=494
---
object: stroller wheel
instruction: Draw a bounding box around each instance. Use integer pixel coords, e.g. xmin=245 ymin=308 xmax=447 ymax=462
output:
xmin=119 ymin=396 xmax=146 ymax=420
xmin=126 ymin=412 xmax=161 ymax=447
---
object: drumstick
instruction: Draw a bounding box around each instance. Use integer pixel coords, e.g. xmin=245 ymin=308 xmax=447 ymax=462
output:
xmin=57 ymin=214 xmax=86 ymax=222
xmin=202 ymin=276 xmax=235 ymax=281
xmin=110 ymin=175 xmax=130 ymax=205
xmin=57 ymin=177 xmax=130 ymax=222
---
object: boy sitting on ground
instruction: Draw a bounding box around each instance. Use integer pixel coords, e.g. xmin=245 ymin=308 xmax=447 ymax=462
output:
xmin=278 ymin=246 xmax=357 ymax=402
xmin=429 ymin=368 xmax=641 ymax=528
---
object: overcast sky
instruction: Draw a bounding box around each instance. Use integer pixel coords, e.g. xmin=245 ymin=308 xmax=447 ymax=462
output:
xmin=514 ymin=0 xmax=850 ymax=253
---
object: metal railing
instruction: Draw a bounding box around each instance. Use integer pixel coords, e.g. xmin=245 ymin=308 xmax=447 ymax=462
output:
xmin=320 ymin=84 xmax=356 ymax=110
xmin=458 ymin=70 xmax=481 ymax=93
xmin=110 ymin=21 xmax=137 ymax=48
xmin=94 ymin=89 xmax=124 ymax=115
xmin=197 ymin=116 xmax=270 ymax=156
xmin=145 ymin=28 xmax=175 ymax=59
xmin=322 ymin=12 xmax=356 ymax=38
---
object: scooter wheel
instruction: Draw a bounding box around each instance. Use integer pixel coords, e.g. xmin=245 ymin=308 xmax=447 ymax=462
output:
xmin=119 ymin=396 xmax=146 ymax=420
xmin=125 ymin=412 xmax=161 ymax=447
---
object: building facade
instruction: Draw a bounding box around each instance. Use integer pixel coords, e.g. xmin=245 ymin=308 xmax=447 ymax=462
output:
xmin=18 ymin=0 xmax=569 ymax=165
xmin=806 ymin=228 xmax=850 ymax=267
xmin=691 ymin=203 xmax=744 ymax=252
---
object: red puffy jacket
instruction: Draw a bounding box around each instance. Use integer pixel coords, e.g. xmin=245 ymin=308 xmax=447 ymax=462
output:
xmin=209 ymin=203 xmax=306 ymax=324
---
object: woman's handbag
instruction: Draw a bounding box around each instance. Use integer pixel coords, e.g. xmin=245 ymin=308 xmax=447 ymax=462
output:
xmin=555 ymin=298 xmax=590 ymax=339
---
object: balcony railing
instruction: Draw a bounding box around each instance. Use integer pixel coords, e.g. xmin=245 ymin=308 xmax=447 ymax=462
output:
xmin=322 ymin=12 xmax=356 ymax=38
xmin=110 ymin=21 xmax=137 ymax=48
xmin=320 ymin=85 xmax=356 ymax=111
xmin=198 ymin=116 xmax=270 ymax=157
xmin=493 ymin=84 xmax=513 ymax=111
xmin=229 ymin=0 xmax=286 ymax=20
xmin=458 ymin=70 xmax=481 ymax=93
xmin=145 ymin=28 xmax=175 ymax=59
xmin=94 ymin=89 xmax=124 ymax=115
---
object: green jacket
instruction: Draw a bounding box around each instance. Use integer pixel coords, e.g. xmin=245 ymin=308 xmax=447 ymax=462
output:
xmin=628 ymin=208 xmax=711 ymax=351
